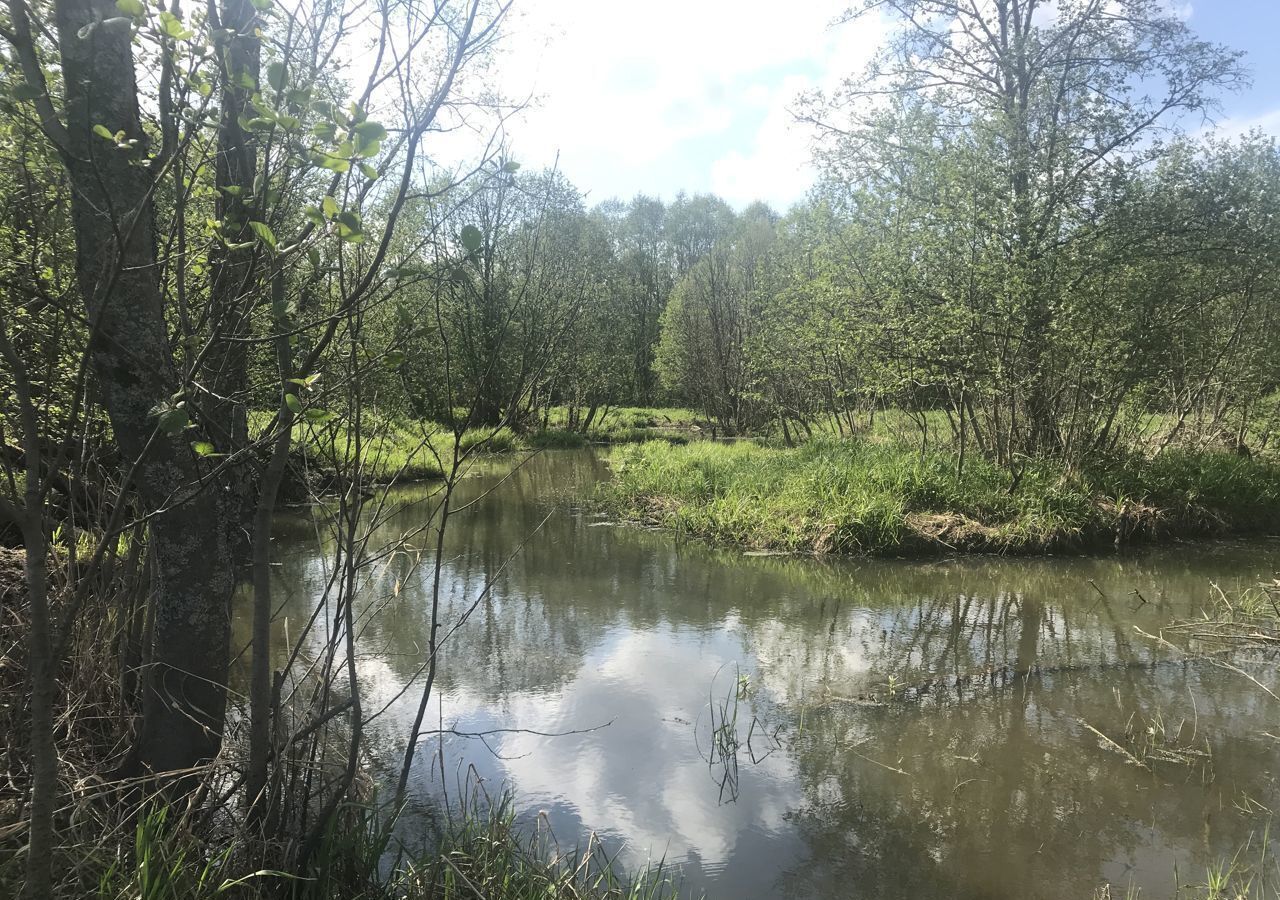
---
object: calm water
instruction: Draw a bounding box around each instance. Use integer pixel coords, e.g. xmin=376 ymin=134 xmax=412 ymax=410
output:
xmin=265 ymin=450 xmax=1280 ymax=899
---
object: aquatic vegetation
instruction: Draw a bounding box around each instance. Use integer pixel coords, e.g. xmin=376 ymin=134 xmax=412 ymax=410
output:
xmin=697 ymin=664 xmax=779 ymax=805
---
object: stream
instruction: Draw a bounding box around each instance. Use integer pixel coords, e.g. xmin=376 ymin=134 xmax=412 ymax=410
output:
xmin=260 ymin=449 xmax=1280 ymax=899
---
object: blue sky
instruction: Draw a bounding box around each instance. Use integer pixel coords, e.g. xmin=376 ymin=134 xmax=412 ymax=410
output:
xmin=494 ymin=0 xmax=1280 ymax=211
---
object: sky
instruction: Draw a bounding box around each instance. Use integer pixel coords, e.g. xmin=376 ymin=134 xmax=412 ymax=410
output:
xmin=489 ymin=0 xmax=1280 ymax=212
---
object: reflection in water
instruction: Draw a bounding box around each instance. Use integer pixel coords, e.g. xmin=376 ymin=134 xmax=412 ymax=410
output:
xmin=253 ymin=450 xmax=1280 ymax=900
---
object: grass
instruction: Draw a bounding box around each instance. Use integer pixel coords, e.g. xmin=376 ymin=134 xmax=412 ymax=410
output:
xmin=529 ymin=407 xmax=702 ymax=447
xmin=248 ymin=406 xmax=699 ymax=488
xmin=249 ymin=410 xmax=518 ymax=484
xmin=81 ymin=797 xmax=688 ymax=900
xmin=600 ymin=438 xmax=1280 ymax=556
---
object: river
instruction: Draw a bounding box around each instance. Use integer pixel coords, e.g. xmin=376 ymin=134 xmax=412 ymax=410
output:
xmin=262 ymin=449 xmax=1280 ymax=899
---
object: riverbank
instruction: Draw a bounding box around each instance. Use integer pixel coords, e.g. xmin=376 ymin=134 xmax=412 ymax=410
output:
xmin=269 ymin=407 xmax=702 ymax=492
xmin=601 ymin=439 xmax=1280 ymax=555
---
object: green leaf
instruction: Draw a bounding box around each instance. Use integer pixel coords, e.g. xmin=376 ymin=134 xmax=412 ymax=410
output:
xmin=321 ymin=194 xmax=339 ymax=218
xmin=303 ymin=408 xmax=332 ymax=423
xmin=460 ymin=224 xmax=483 ymax=253
xmin=266 ymin=61 xmax=286 ymax=92
xmin=248 ymin=0 xmax=271 ymax=10
xmin=311 ymin=150 xmax=349 ymax=173
xmin=359 ymin=162 xmax=378 ymax=180
xmin=115 ymin=0 xmax=145 ymax=16
xmin=383 ymin=350 xmax=405 ymax=368
xmin=284 ymin=393 xmax=302 ymax=414
xmin=307 ymin=247 xmax=321 ymax=268
xmin=502 ymin=160 xmax=521 ymax=173
xmin=310 ymin=120 xmax=337 ymax=142
xmin=335 ymin=211 xmax=363 ymax=243
xmin=92 ymin=124 xmax=114 ymax=140
xmin=288 ymin=373 xmax=322 ymax=389
xmin=248 ymin=220 xmax=277 ymax=249
xmin=155 ymin=405 xmax=189 ymax=436
xmin=352 ymin=120 xmax=387 ymax=142
xmin=191 ymin=440 xmax=217 ymax=457
xmin=352 ymin=122 xmax=385 ymax=157
xmin=158 ymin=11 xmax=193 ymax=39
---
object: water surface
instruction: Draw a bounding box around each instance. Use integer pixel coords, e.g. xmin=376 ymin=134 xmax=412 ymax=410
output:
xmin=268 ymin=450 xmax=1280 ymax=899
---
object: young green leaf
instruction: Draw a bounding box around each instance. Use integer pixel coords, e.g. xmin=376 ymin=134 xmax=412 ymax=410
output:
xmin=266 ymin=61 xmax=286 ymax=92
xmin=158 ymin=11 xmax=193 ymax=39
xmin=284 ymin=393 xmax=302 ymax=414
xmin=310 ymin=120 xmax=338 ymax=142
xmin=352 ymin=120 xmax=387 ymax=142
xmin=248 ymin=221 xmax=277 ymax=249
xmin=335 ymin=211 xmax=363 ymax=243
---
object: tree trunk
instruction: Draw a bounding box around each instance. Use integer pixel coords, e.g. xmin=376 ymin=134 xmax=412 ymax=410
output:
xmin=204 ymin=0 xmax=260 ymax=566
xmin=55 ymin=0 xmax=233 ymax=776
xmin=246 ymin=273 xmax=292 ymax=818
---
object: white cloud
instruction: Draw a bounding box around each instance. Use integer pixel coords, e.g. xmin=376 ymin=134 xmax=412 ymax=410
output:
xmin=488 ymin=1 xmax=887 ymax=207
xmin=1208 ymin=105 xmax=1280 ymax=141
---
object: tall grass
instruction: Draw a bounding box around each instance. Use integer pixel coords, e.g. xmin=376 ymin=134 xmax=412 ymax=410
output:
xmin=601 ymin=438 xmax=1280 ymax=555
xmin=85 ymin=796 xmax=689 ymax=900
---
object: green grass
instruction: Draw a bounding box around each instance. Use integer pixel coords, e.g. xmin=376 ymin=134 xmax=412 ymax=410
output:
xmin=249 ymin=410 xmax=518 ymax=483
xmin=600 ymin=438 xmax=1280 ymax=556
xmin=531 ymin=407 xmax=702 ymax=446
xmin=246 ymin=406 xmax=702 ymax=486
xmin=85 ymin=798 xmax=688 ymax=900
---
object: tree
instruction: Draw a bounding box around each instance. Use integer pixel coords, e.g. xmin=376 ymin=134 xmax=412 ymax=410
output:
xmin=657 ymin=203 xmax=777 ymax=433
xmin=804 ymin=0 xmax=1246 ymax=455
xmin=2 ymin=0 xmax=508 ymax=887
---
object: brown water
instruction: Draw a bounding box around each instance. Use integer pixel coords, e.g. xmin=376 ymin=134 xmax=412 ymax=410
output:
xmin=266 ymin=450 xmax=1280 ymax=899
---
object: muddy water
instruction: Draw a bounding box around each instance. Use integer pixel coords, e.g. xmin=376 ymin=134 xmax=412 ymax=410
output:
xmin=267 ymin=450 xmax=1280 ymax=900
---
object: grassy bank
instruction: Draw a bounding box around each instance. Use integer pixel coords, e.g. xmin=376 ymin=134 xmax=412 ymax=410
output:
xmin=252 ymin=407 xmax=702 ymax=489
xmin=601 ymin=438 xmax=1280 ymax=555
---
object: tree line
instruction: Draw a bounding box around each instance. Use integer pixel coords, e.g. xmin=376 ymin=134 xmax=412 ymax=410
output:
xmin=370 ymin=0 xmax=1280 ymax=469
